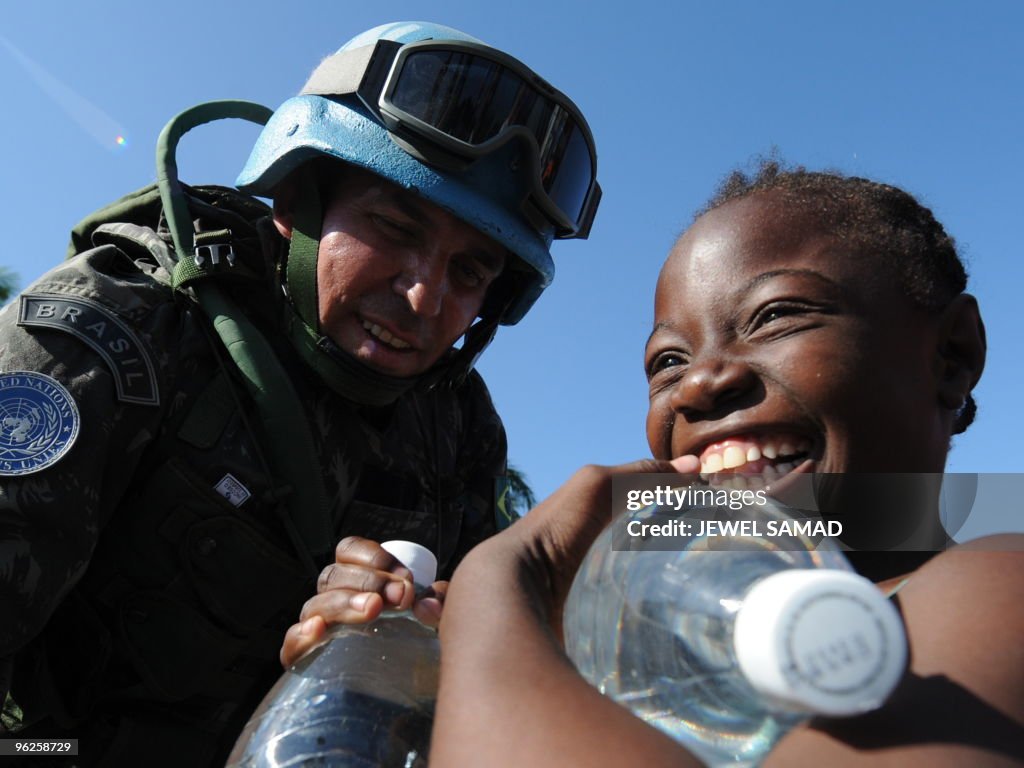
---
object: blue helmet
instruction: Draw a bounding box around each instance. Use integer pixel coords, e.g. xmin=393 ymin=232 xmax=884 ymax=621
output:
xmin=237 ymin=21 xmax=600 ymax=326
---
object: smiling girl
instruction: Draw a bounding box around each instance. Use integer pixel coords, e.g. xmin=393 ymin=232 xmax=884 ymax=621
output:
xmin=431 ymin=163 xmax=1023 ymax=767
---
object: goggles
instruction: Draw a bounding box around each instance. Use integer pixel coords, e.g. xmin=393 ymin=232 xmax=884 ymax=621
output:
xmin=301 ymin=39 xmax=601 ymax=239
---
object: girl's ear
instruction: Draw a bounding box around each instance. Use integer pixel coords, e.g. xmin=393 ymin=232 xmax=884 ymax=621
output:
xmin=935 ymin=293 xmax=986 ymax=411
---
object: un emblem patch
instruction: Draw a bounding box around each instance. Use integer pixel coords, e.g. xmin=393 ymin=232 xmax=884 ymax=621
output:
xmin=0 ymin=372 xmax=80 ymax=476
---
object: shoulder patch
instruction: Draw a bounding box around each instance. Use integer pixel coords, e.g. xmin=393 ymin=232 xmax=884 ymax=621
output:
xmin=18 ymin=293 xmax=159 ymax=406
xmin=0 ymin=372 xmax=80 ymax=476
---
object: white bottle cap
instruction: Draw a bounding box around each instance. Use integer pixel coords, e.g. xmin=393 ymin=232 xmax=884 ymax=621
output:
xmin=733 ymin=569 xmax=907 ymax=716
xmin=381 ymin=540 xmax=438 ymax=587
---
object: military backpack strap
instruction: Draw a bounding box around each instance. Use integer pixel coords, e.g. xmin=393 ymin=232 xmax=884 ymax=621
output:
xmin=155 ymin=101 xmax=333 ymax=572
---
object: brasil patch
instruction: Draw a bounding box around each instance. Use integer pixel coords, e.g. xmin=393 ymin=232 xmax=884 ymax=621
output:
xmin=0 ymin=372 xmax=80 ymax=476
xmin=18 ymin=294 xmax=159 ymax=406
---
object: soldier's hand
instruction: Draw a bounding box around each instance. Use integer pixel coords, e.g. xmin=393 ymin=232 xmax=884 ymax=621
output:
xmin=280 ymin=536 xmax=447 ymax=668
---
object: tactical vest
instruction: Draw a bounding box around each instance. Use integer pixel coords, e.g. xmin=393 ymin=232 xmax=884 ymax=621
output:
xmin=8 ymin=184 xmax=504 ymax=766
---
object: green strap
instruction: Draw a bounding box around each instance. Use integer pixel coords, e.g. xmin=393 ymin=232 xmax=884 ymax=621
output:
xmin=156 ymin=101 xmax=273 ymax=263
xmin=286 ymin=177 xmax=322 ymax=331
xmin=195 ymin=282 xmax=333 ymax=564
xmin=282 ymin=306 xmax=414 ymax=407
xmin=172 ymin=254 xmax=210 ymax=289
xmin=177 ymin=370 xmax=235 ymax=449
xmin=156 ymin=100 xmax=333 ymax=569
xmin=281 ymin=172 xmax=420 ymax=406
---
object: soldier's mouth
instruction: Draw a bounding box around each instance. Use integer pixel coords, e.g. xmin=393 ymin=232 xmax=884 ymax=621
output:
xmin=361 ymin=319 xmax=412 ymax=350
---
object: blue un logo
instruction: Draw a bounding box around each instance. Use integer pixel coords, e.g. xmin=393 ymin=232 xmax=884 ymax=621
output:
xmin=0 ymin=372 xmax=80 ymax=476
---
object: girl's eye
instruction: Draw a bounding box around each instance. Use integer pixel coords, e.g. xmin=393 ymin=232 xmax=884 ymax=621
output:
xmin=647 ymin=351 xmax=687 ymax=379
xmin=750 ymin=302 xmax=810 ymax=330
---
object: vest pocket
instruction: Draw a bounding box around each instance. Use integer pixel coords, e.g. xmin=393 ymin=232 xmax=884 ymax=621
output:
xmin=182 ymin=515 xmax=310 ymax=632
xmin=118 ymin=590 xmax=246 ymax=701
xmin=110 ymin=458 xmax=312 ymax=702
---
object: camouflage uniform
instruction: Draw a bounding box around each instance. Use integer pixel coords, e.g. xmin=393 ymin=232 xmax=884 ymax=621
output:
xmin=0 ymin=186 xmax=507 ymax=766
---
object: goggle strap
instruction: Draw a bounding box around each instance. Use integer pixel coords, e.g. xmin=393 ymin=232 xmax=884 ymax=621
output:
xmin=420 ymin=313 xmax=500 ymax=391
xmin=300 ymin=44 xmax=377 ymax=97
xmin=286 ymin=177 xmax=322 ymax=332
xmin=299 ymin=40 xmax=598 ymax=239
xmin=456 ymin=313 xmax=501 ymax=381
xmin=442 ymin=286 xmax=515 ymax=387
xmin=574 ymin=182 xmax=602 ymax=241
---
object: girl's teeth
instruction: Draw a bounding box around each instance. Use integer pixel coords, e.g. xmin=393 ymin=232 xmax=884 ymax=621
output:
xmin=703 ymin=454 xmax=724 ymax=473
xmin=723 ymin=446 xmax=746 ymax=469
xmin=697 ymin=436 xmax=810 ymax=482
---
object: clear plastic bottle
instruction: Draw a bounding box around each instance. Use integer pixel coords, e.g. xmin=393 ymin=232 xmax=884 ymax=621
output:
xmin=226 ymin=541 xmax=439 ymax=768
xmin=563 ymin=499 xmax=907 ymax=768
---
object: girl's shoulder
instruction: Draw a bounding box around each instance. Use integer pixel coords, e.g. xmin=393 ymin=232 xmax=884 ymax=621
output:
xmin=768 ymin=535 xmax=1024 ymax=767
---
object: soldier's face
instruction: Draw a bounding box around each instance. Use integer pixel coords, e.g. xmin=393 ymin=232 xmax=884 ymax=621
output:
xmin=311 ymin=167 xmax=506 ymax=378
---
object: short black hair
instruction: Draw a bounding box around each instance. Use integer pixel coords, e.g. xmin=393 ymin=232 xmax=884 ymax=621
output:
xmin=700 ymin=158 xmax=976 ymax=434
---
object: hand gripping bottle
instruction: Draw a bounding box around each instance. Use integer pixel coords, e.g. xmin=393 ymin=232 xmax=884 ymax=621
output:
xmin=227 ymin=541 xmax=439 ymax=768
xmin=562 ymin=499 xmax=908 ymax=768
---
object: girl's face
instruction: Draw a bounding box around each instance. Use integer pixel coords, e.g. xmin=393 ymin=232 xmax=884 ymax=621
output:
xmin=645 ymin=192 xmax=957 ymax=481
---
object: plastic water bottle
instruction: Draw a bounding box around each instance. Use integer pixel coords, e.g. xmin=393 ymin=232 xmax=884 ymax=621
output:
xmin=226 ymin=541 xmax=439 ymax=768
xmin=563 ymin=498 xmax=907 ymax=768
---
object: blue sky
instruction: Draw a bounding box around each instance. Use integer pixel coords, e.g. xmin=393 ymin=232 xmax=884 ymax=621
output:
xmin=1 ymin=1 xmax=1020 ymax=540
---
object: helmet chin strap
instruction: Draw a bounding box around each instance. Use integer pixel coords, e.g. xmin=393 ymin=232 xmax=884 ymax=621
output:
xmin=285 ymin=176 xmax=419 ymax=406
xmin=283 ymin=174 xmax=500 ymax=405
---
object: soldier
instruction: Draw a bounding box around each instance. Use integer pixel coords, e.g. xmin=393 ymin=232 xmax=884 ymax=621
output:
xmin=0 ymin=21 xmax=600 ymax=766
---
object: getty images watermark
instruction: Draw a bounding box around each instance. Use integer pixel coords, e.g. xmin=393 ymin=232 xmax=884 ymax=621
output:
xmin=609 ymin=473 xmax=1023 ymax=552
xmin=618 ymin=481 xmax=843 ymax=548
